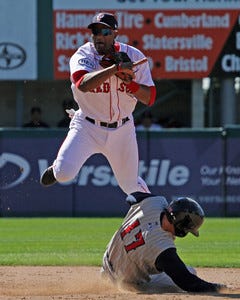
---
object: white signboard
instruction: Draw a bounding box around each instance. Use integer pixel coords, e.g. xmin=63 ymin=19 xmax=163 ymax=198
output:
xmin=0 ymin=0 xmax=37 ymax=80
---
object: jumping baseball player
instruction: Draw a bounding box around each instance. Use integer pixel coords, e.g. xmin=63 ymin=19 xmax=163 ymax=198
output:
xmin=101 ymin=193 xmax=226 ymax=293
xmin=40 ymin=12 xmax=156 ymax=195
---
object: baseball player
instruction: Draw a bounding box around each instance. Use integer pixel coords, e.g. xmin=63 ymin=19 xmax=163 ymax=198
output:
xmin=40 ymin=12 xmax=156 ymax=195
xmin=101 ymin=193 xmax=226 ymax=293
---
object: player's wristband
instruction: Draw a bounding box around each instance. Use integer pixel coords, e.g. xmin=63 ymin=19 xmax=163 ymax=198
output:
xmin=125 ymin=81 xmax=140 ymax=93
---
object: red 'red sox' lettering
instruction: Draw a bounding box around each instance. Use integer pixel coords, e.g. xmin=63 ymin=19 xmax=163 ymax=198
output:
xmin=90 ymin=82 xmax=132 ymax=94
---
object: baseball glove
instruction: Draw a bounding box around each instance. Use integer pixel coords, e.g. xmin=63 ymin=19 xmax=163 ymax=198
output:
xmin=100 ymin=51 xmax=134 ymax=82
xmin=99 ymin=53 xmax=116 ymax=68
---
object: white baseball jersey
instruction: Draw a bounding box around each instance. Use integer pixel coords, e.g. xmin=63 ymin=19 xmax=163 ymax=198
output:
xmin=52 ymin=41 xmax=154 ymax=194
xmin=69 ymin=41 xmax=154 ymax=122
xmin=102 ymin=195 xmax=175 ymax=285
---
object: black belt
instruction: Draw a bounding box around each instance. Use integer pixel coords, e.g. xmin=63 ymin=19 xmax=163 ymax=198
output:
xmin=85 ymin=116 xmax=129 ymax=128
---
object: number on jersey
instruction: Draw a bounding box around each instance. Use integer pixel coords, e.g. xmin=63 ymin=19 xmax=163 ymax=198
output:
xmin=120 ymin=219 xmax=145 ymax=252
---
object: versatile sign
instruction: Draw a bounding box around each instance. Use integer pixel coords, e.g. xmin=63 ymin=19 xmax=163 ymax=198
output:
xmin=53 ymin=1 xmax=240 ymax=79
xmin=1 ymin=129 xmax=240 ymax=217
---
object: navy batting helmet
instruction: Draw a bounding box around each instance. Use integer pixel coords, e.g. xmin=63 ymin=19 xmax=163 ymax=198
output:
xmin=165 ymin=197 xmax=205 ymax=237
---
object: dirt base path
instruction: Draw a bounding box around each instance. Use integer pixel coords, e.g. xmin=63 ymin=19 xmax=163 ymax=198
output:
xmin=0 ymin=266 xmax=239 ymax=300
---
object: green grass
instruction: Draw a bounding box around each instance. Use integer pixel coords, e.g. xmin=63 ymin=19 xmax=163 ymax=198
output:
xmin=0 ymin=218 xmax=121 ymax=266
xmin=0 ymin=217 xmax=239 ymax=267
xmin=175 ymin=218 xmax=240 ymax=267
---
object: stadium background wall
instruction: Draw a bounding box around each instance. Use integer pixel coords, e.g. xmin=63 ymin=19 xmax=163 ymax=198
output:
xmin=1 ymin=1 xmax=240 ymax=129
xmin=1 ymin=127 xmax=240 ymax=217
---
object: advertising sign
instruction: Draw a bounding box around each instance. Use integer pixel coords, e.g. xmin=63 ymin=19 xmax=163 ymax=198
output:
xmin=53 ymin=0 xmax=240 ymax=79
xmin=0 ymin=0 xmax=37 ymax=80
xmin=210 ymin=16 xmax=240 ymax=77
xmin=137 ymin=131 xmax=225 ymax=216
xmin=224 ymin=128 xmax=240 ymax=216
xmin=1 ymin=129 xmax=240 ymax=217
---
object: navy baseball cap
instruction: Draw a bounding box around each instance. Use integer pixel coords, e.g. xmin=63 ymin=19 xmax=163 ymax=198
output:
xmin=88 ymin=12 xmax=118 ymax=30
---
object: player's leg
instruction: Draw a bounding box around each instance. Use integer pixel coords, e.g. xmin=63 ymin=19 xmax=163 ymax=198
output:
xmin=41 ymin=120 xmax=100 ymax=186
xmin=101 ymin=251 xmax=117 ymax=283
xmin=53 ymin=128 xmax=92 ymax=182
xmin=104 ymin=121 xmax=150 ymax=194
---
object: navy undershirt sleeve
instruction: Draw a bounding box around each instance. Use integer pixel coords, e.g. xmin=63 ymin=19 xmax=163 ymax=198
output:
xmin=155 ymin=248 xmax=219 ymax=292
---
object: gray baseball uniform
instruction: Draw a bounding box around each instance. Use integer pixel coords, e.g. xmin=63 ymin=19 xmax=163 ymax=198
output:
xmin=102 ymin=192 xmax=222 ymax=293
xmin=102 ymin=195 xmax=175 ymax=285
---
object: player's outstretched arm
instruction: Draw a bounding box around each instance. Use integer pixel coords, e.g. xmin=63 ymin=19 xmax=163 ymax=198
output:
xmin=155 ymin=248 xmax=226 ymax=293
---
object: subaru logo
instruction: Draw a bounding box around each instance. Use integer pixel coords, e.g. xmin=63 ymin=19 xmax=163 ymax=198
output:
xmin=0 ymin=42 xmax=26 ymax=70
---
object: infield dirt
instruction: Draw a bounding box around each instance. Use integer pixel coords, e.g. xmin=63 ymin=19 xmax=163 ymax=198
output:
xmin=0 ymin=266 xmax=239 ymax=300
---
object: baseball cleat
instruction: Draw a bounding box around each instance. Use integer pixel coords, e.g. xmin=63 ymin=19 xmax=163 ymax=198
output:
xmin=40 ymin=166 xmax=57 ymax=186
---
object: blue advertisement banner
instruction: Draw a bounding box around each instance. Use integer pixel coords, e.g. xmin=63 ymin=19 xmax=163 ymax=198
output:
xmin=224 ymin=127 xmax=240 ymax=215
xmin=0 ymin=128 xmax=239 ymax=217
xmin=137 ymin=130 xmax=225 ymax=216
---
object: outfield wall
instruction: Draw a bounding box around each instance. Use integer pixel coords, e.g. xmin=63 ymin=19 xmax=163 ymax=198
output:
xmin=1 ymin=127 xmax=240 ymax=217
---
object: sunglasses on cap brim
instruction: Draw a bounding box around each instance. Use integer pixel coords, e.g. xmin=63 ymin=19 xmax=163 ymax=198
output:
xmin=91 ymin=28 xmax=113 ymax=36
